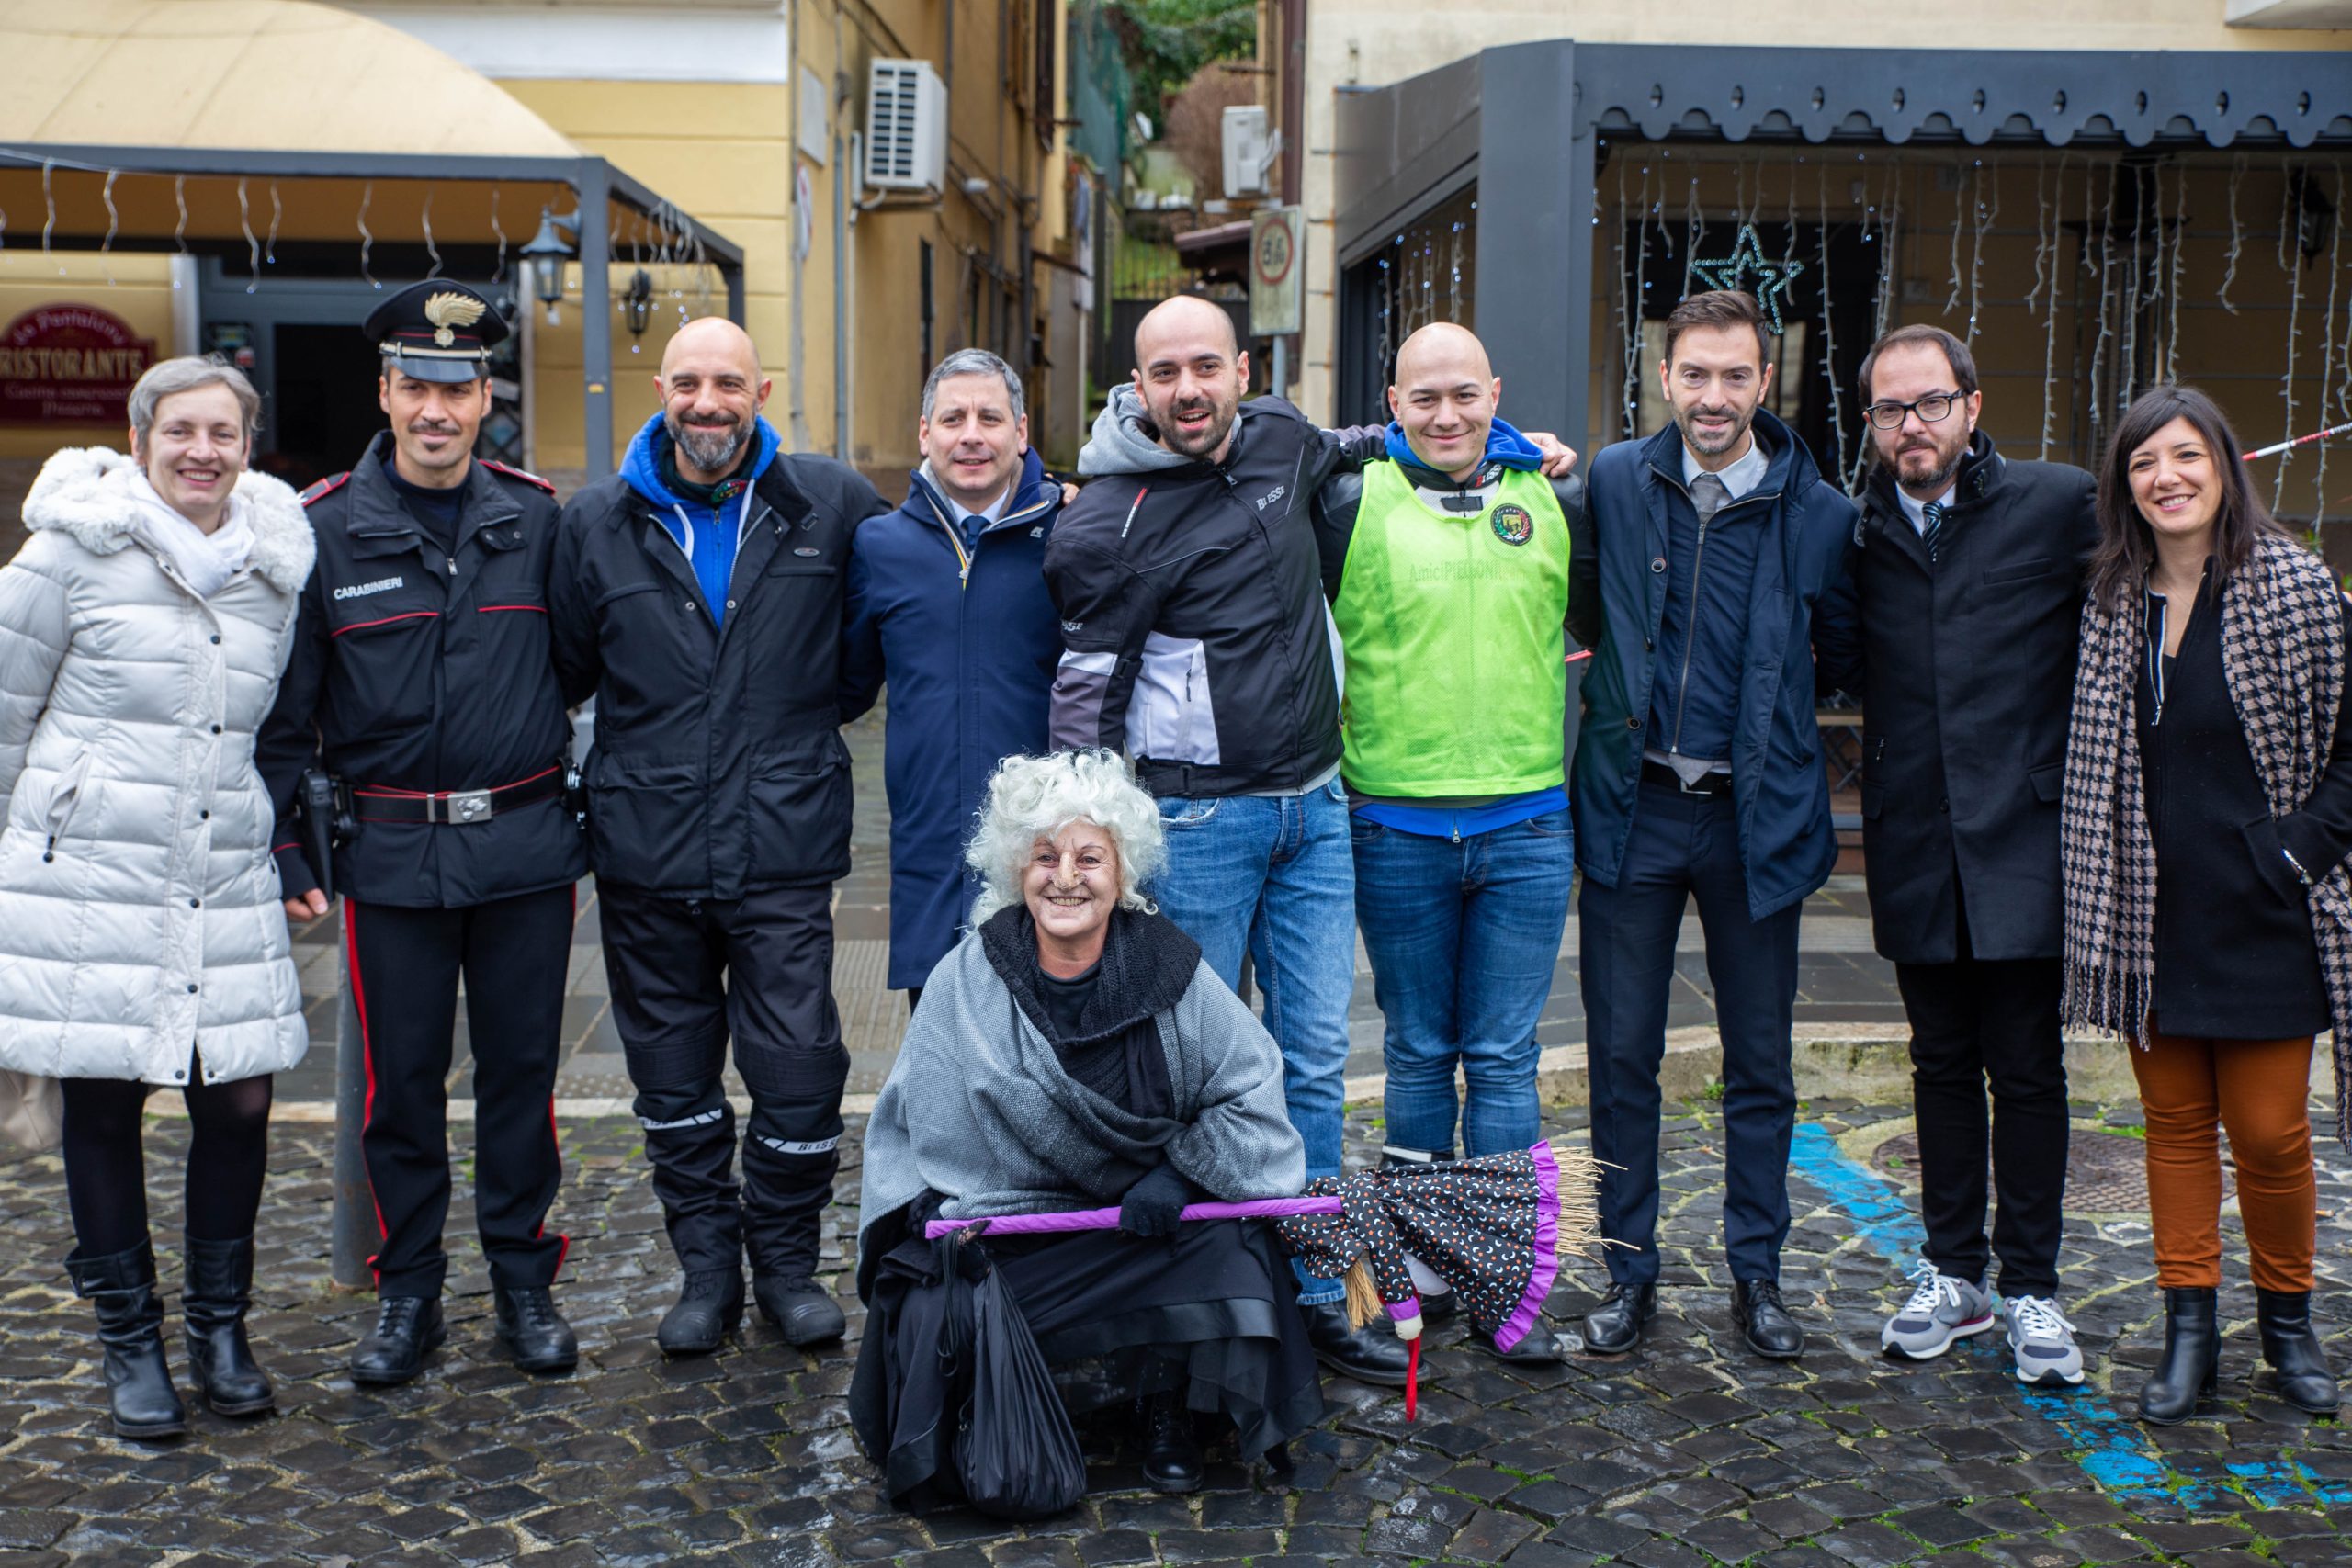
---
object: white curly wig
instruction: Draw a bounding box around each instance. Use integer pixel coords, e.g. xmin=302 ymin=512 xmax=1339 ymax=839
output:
xmin=966 ymin=750 xmax=1165 ymax=923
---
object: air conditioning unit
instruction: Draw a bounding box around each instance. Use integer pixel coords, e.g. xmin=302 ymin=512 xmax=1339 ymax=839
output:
xmin=1222 ymin=105 xmax=1272 ymax=198
xmin=866 ymin=58 xmax=947 ymax=193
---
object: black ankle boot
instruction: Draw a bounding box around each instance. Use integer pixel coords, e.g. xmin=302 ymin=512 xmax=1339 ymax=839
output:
xmin=752 ymin=1274 xmax=846 ymax=1347
xmin=658 ymin=1269 xmax=744 ymax=1357
xmin=182 ymin=1235 xmax=273 ymax=1416
xmin=2139 ymin=1286 xmax=2219 ymax=1426
xmin=2256 ymin=1288 xmax=2340 ymax=1415
xmin=66 ymin=1240 xmax=187 ymax=1439
xmin=1141 ymin=1392 xmax=1204 ymax=1494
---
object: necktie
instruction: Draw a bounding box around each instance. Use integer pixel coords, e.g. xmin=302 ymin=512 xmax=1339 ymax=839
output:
xmin=1921 ymin=500 xmax=1946 ymax=563
xmin=1690 ymin=471 xmax=1730 ymax=525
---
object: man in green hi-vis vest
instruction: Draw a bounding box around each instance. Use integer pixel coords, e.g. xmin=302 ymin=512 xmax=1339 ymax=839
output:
xmin=1315 ymin=322 xmax=1597 ymax=1361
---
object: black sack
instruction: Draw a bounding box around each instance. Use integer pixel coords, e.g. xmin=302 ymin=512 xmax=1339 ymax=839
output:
xmin=955 ymin=1260 xmax=1088 ymax=1520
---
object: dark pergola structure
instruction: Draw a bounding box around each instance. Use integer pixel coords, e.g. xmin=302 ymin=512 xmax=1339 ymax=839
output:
xmin=0 ymin=143 xmax=747 ymax=475
xmin=1333 ymin=41 xmax=2352 ymax=455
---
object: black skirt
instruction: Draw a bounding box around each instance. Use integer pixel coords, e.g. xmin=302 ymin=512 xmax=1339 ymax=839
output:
xmin=851 ymin=1218 xmax=1323 ymax=1488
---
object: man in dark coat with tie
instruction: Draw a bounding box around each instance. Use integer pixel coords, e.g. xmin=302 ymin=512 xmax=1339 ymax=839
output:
xmin=1814 ymin=324 xmax=2098 ymax=1386
xmin=1571 ymin=289 xmax=1858 ymax=1363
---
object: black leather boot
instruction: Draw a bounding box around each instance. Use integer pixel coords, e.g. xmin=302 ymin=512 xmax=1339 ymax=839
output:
xmin=67 ymin=1241 xmax=186 ymax=1439
xmin=753 ymin=1274 xmax=845 ymax=1347
xmin=349 ymin=1296 xmax=446 ymax=1387
xmin=493 ymin=1285 xmax=578 ymax=1374
xmin=2256 ymin=1288 xmax=2340 ymax=1416
xmin=1581 ymin=1281 xmax=1657 ymax=1355
xmin=181 ymin=1235 xmax=273 ymax=1416
xmin=1303 ymin=1300 xmax=1411 ymax=1385
xmin=2139 ymin=1286 xmax=2219 ymax=1426
xmin=658 ymin=1269 xmax=744 ymax=1357
xmin=1141 ymin=1391 xmax=1204 ymax=1494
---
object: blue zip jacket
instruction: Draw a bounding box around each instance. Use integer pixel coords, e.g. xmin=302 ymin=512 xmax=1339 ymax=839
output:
xmin=1569 ymin=410 xmax=1859 ymax=919
xmin=841 ymin=447 xmax=1063 ymax=988
xmin=619 ymin=412 xmax=782 ymax=629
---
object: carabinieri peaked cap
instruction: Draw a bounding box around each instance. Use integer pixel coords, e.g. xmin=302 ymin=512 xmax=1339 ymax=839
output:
xmin=365 ymin=279 xmax=510 ymax=384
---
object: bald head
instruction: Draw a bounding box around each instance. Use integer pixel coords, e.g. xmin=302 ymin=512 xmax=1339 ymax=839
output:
xmin=1136 ymin=294 xmax=1239 ymax=364
xmin=1394 ymin=323 xmax=1492 ymax=388
xmin=656 ymin=316 xmax=772 ymax=484
xmin=1388 ymin=321 xmax=1500 ymax=479
xmin=1131 ymin=295 xmax=1250 ymax=462
xmin=662 ymin=315 xmax=762 ymax=381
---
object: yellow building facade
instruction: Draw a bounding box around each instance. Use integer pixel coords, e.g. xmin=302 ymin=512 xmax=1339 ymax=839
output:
xmin=0 ymin=0 xmax=1080 ymax=514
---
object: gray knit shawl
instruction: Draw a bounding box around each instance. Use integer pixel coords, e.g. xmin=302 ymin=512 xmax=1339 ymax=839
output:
xmin=2060 ymin=532 xmax=2352 ymax=1139
xmin=857 ymin=931 xmax=1307 ymax=1240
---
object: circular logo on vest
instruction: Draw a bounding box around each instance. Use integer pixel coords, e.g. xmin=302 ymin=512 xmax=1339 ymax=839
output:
xmin=1490 ymin=504 xmax=1535 ymax=546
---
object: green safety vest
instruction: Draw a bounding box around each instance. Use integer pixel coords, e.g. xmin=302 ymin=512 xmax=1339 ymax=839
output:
xmin=1334 ymin=460 xmax=1571 ymax=797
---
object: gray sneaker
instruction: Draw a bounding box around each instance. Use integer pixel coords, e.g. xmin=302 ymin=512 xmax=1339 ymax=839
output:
xmin=2003 ymin=1294 xmax=2085 ymax=1387
xmin=1880 ymin=1258 xmax=1996 ymax=1359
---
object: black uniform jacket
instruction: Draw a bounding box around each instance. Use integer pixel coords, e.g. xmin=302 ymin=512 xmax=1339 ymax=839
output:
xmin=1815 ymin=432 xmax=2098 ymax=965
xmin=549 ymin=450 xmax=888 ymax=901
xmin=256 ymin=434 xmax=586 ymax=909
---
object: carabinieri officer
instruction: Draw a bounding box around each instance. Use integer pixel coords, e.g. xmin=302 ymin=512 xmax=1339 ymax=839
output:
xmin=257 ymin=280 xmax=585 ymax=1386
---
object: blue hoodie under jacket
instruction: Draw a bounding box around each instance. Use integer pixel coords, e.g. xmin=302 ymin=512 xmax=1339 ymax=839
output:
xmin=841 ymin=447 xmax=1064 ymax=989
xmin=620 ymin=412 xmax=782 ymax=631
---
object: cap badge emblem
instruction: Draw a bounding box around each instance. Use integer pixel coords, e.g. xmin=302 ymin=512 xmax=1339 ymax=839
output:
xmin=423 ymin=291 xmax=487 ymax=348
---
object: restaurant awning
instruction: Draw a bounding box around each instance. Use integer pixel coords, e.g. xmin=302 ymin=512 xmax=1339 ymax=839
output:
xmin=0 ymin=0 xmax=747 ymax=471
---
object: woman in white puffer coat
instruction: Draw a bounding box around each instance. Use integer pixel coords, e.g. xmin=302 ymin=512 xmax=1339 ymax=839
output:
xmin=0 ymin=357 xmax=314 ymax=1439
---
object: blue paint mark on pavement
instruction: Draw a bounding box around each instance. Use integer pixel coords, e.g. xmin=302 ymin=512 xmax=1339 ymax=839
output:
xmin=1788 ymin=1119 xmax=2345 ymax=1514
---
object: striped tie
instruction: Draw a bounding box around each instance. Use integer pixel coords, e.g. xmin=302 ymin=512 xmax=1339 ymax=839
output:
xmin=1921 ymin=500 xmax=1947 ymax=564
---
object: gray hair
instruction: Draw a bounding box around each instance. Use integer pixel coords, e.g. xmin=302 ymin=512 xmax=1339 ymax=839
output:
xmin=128 ymin=356 xmax=261 ymax=455
xmin=922 ymin=348 xmax=1024 ymax=423
xmin=966 ymin=750 xmax=1163 ymax=924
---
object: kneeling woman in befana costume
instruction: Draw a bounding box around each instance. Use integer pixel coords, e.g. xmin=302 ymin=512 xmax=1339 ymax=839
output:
xmin=854 ymin=749 xmax=1324 ymax=1496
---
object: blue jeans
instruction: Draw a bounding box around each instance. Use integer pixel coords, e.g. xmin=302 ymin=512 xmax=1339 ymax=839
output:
xmin=1351 ymin=809 xmax=1576 ymax=1160
xmin=1149 ymin=778 xmax=1355 ymax=1306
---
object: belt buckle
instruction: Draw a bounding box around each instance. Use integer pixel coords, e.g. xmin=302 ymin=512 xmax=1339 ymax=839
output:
xmin=441 ymin=788 xmax=493 ymax=825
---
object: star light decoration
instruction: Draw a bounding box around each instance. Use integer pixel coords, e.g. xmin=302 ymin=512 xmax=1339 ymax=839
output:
xmin=1690 ymin=224 xmax=1804 ymax=333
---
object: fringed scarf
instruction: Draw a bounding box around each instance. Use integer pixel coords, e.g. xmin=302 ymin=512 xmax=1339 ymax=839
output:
xmin=2060 ymin=532 xmax=2352 ymax=1141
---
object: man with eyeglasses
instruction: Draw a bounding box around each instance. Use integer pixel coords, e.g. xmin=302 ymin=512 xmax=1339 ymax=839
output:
xmin=1815 ymin=324 xmax=2098 ymax=1388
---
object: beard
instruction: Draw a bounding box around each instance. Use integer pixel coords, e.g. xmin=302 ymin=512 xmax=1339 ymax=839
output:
xmin=667 ymin=410 xmax=752 ymax=476
xmin=1674 ymin=402 xmax=1753 ymax=457
xmin=1894 ymin=429 xmax=1968 ymax=492
xmin=1148 ymin=391 xmax=1239 ymax=458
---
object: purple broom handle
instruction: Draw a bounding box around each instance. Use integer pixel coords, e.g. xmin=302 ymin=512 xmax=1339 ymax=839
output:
xmin=923 ymin=1195 xmax=1342 ymax=1239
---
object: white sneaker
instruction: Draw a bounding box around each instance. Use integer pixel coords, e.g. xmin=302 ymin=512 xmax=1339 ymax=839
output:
xmin=1880 ymin=1258 xmax=1996 ymax=1359
xmin=2004 ymin=1294 xmax=2086 ymax=1387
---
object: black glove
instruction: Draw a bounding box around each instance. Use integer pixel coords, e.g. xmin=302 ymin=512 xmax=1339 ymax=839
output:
xmin=1118 ymin=1163 xmax=1200 ymax=1239
xmin=904 ymin=1188 xmax=947 ymax=1229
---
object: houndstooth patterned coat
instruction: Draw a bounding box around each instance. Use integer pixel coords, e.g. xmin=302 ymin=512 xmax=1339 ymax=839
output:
xmin=2060 ymin=532 xmax=2352 ymax=1141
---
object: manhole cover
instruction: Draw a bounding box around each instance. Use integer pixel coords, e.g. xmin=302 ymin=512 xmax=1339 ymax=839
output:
xmin=1870 ymin=1127 xmax=2233 ymax=1214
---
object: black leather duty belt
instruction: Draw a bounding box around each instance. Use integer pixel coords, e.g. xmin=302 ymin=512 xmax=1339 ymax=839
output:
xmin=353 ymin=765 xmax=564 ymax=825
xmin=1640 ymin=761 xmax=1734 ymax=796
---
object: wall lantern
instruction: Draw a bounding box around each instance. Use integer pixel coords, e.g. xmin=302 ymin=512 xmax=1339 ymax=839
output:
xmin=520 ymin=208 xmax=581 ymax=324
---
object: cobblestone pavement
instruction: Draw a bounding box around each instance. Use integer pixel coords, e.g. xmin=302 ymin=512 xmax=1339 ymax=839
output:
xmin=3 ymin=1089 xmax=2349 ymax=1565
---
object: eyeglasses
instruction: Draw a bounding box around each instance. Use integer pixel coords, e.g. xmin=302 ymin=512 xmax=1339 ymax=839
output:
xmin=1865 ymin=390 xmax=1964 ymax=430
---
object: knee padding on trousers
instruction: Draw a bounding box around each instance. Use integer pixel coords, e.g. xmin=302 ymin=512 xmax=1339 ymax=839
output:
xmin=633 ymin=1083 xmax=730 ymax=1135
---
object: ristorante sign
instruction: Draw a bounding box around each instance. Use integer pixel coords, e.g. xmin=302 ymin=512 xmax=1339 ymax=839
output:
xmin=0 ymin=306 xmax=157 ymax=425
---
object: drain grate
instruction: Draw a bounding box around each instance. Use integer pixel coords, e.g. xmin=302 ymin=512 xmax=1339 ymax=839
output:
xmin=1868 ymin=1126 xmax=2234 ymax=1215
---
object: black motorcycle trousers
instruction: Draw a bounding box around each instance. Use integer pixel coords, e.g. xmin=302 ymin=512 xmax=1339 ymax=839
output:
xmin=597 ymin=883 xmax=848 ymax=1280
